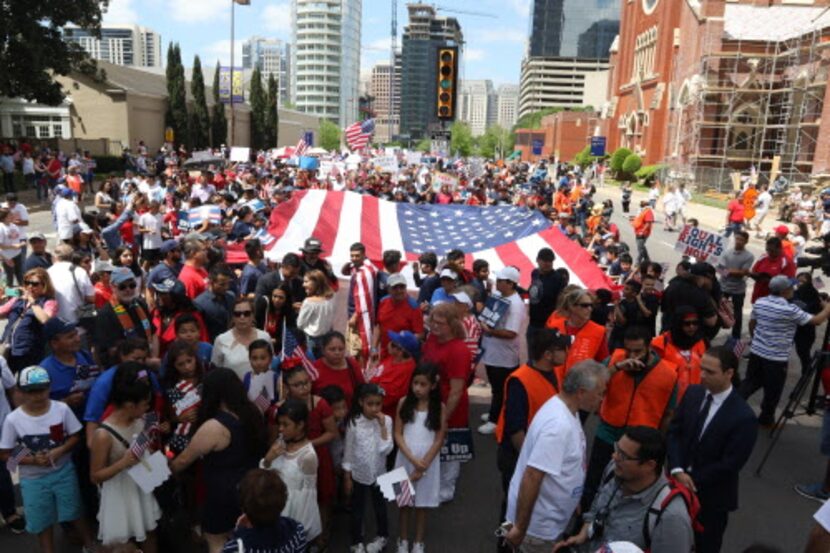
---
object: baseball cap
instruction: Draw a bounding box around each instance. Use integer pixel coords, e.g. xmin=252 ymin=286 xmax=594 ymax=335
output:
xmin=151 ymin=278 xmax=185 ymax=295
xmin=28 ymin=232 xmax=46 ymax=242
xmin=302 ymin=237 xmax=324 ymax=253
xmin=689 ymin=262 xmax=716 ymax=278
xmin=774 ymin=225 xmax=790 ymax=235
xmin=387 ymin=273 xmax=407 ymax=288
xmin=17 ymin=366 xmax=51 ymax=391
xmin=496 ymin=266 xmax=520 ymax=284
xmin=111 ymin=267 xmax=136 ymax=286
xmin=94 ymin=259 xmax=115 ymax=273
xmin=387 ymin=330 xmax=421 ymax=358
xmin=43 ymin=318 xmax=77 ymax=340
xmin=439 ymin=268 xmax=458 ymax=280
xmin=451 ymin=291 xmax=473 ymax=307
xmin=160 ymin=239 xmax=180 ymax=254
xmin=769 ymin=275 xmax=797 ymax=294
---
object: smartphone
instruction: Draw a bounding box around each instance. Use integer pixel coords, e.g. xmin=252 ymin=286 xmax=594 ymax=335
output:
xmin=5 ymin=288 xmax=20 ymax=298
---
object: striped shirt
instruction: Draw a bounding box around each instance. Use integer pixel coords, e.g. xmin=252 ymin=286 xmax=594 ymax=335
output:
xmin=750 ymin=295 xmax=812 ymax=362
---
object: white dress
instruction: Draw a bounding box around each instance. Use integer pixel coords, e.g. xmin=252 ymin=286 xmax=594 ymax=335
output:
xmin=97 ymin=419 xmax=162 ymax=545
xmin=270 ymin=441 xmax=322 ymax=540
xmin=394 ymin=410 xmax=440 ymax=508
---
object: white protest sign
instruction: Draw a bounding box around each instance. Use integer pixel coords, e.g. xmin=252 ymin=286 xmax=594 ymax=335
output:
xmin=191 ymin=150 xmax=213 ymax=161
xmin=230 ymin=147 xmax=250 ymax=163
xmin=127 ymin=451 xmax=171 ymax=494
xmin=673 ymin=224 xmax=726 ymax=263
xmin=435 ymin=172 xmax=459 ymax=189
xmin=373 ymin=155 xmax=399 ymax=174
xmin=319 ymin=160 xmax=334 ymax=178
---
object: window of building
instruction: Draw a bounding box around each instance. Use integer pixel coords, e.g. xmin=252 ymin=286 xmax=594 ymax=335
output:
xmin=631 ymin=27 xmax=658 ymax=83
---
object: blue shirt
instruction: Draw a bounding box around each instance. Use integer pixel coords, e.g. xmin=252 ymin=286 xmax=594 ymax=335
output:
xmin=430 ymin=287 xmax=453 ymax=306
xmin=147 ymin=261 xmax=182 ymax=289
xmin=240 ymin=263 xmax=267 ymax=296
xmin=40 ymin=350 xmax=98 ymax=416
xmin=83 ymin=364 xmax=162 ymax=423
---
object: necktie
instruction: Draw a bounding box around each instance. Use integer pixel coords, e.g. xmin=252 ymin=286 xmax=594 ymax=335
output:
xmin=690 ymin=393 xmax=713 ymax=452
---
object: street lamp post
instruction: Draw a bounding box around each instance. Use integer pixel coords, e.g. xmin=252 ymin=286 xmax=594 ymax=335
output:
xmin=229 ymin=0 xmax=236 ymax=147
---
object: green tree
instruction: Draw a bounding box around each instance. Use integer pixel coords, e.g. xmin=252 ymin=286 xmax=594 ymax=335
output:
xmin=450 ymin=121 xmax=473 ymax=157
xmin=189 ymin=56 xmax=210 ymax=149
xmin=610 ymin=147 xmax=633 ymax=176
xmin=476 ymin=125 xmax=513 ymax=159
xmin=319 ymin=119 xmax=341 ymax=151
xmin=622 ymin=154 xmax=642 ymax=176
xmin=165 ymin=43 xmax=189 ymax=148
xmin=1 ymin=1 xmax=109 ymax=105
xmin=265 ymin=73 xmax=279 ymax=147
xmin=211 ymin=61 xmax=227 ymax=147
xmin=415 ymin=138 xmax=431 ymax=153
xmin=248 ymin=68 xmax=266 ymax=150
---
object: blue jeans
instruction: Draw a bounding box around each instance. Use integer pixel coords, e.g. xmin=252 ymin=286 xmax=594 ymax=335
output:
xmin=724 ymin=222 xmax=743 ymax=238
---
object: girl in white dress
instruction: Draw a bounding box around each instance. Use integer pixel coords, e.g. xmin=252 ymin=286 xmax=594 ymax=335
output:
xmin=90 ymin=364 xmax=161 ymax=552
xmin=394 ymin=363 xmax=447 ymax=553
xmin=261 ymin=398 xmax=322 ymax=542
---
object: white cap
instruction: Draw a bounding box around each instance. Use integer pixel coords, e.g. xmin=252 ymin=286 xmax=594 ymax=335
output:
xmin=496 ymin=266 xmax=520 ymax=284
xmin=451 ymin=291 xmax=473 ymax=307
xmin=387 ymin=273 xmax=407 ymax=288
xmin=439 ymin=268 xmax=458 ymax=280
xmin=596 ymin=543 xmax=644 ymax=553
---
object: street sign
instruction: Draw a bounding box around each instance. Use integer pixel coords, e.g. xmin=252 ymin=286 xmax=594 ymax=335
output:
xmin=590 ymin=136 xmax=607 ymax=157
xmin=303 ymin=131 xmax=314 ymax=147
xmin=531 ymin=139 xmax=543 ymax=156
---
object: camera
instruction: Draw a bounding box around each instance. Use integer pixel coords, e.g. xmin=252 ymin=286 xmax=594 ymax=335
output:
xmin=797 ymin=232 xmax=830 ymax=275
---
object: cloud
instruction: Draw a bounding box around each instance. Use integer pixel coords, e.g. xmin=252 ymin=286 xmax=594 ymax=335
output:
xmin=263 ymin=2 xmax=292 ymax=34
xmin=102 ymin=0 xmax=138 ymax=24
xmin=476 ymin=29 xmax=526 ymax=43
xmin=203 ymin=39 xmax=245 ymax=67
xmin=170 ymin=0 xmax=229 ymax=23
xmin=464 ymin=48 xmax=485 ymax=61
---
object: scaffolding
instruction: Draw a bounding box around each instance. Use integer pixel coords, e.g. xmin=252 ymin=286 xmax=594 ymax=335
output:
xmin=664 ymin=8 xmax=830 ymax=193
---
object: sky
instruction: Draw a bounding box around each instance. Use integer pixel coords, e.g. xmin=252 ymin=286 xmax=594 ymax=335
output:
xmin=101 ymin=0 xmax=530 ymax=86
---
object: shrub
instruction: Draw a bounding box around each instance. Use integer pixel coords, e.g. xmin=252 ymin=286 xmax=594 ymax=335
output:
xmin=609 ymin=147 xmax=632 ymax=175
xmin=622 ymin=154 xmax=642 ymax=176
xmin=635 ymin=164 xmax=666 ymax=185
xmin=92 ymin=155 xmax=125 ymax=174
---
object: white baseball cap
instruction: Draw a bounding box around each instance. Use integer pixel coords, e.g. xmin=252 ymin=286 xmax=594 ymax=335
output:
xmin=451 ymin=291 xmax=473 ymax=307
xmin=496 ymin=266 xmax=520 ymax=284
xmin=439 ymin=268 xmax=458 ymax=280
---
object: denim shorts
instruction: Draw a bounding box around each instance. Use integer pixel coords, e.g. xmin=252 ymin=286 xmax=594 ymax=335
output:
xmin=19 ymin=461 xmax=83 ymax=534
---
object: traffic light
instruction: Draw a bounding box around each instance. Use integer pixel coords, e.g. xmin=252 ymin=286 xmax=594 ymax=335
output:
xmin=436 ymin=46 xmax=458 ymax=121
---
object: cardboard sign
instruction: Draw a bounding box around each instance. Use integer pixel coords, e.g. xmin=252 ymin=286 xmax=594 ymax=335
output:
xmin=440 ymin=428 xmax=474 ymax=462
xmin=673 ymin=224 xmax=726 ymax=263
xmin=478 ymin=295 xmax=511 ymax=328
xmin=373 ymin=155 xmax=399 ymax=174
xmin=230 ymin=147 xmax=250 ymax=163
xmin=188 ymin=205 xmax=222 ymax=227
xmin=435 ymin=172 xmax=459 ymax=190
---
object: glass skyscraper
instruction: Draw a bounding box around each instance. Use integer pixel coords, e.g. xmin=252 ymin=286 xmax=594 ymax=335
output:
xmin=527 ymin=0 xmax=619 ymax=60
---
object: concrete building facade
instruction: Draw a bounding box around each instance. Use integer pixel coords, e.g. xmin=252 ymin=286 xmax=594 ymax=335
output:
xmin=370 ymin=55 xmax=402 ymax=143
xmin=496 ymin=84 xmax=520 ymax=129
xmin=291 ymin=0 xmax=361 ymax=127
xmin=459 ymin=80 xmax=497 ymax=137
xmin=242 ymin=37 xmax=292 ymax=106
xmin=400 ymin=4 xmax=463 ymax=140
xmin=64 ymin=25 xmax=163 ymax=69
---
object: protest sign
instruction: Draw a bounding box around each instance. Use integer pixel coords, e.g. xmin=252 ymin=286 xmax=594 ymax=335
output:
xmin=373 ymin=155 xmax=399 ymax=173
xmin=435 ymin=172 xmax=459 ymax=189
xmin=440 ymin=429 xmax=474 ymax=462
xmin=230 ymin=147 xmax=250 ymax=162
xmin=188 ymin=205 xmax=222 ymax=227
xmin=673 ymin=224 xmax=726 ymax=263
xmin=406 ymin=151 xmax=423 ymax=166
xmin=478 ymin=295 xmax=511 ymax=327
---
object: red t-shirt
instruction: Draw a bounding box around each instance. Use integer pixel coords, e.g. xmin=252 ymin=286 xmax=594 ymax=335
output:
xmin=370 ymin=356 xmax=416 ymax=418
xmin=376 ymin=297 xmax=424 ymax=350
xmin=311 ymin=358 xmax=365 ymax=406
xmin=633 ymin=208 xmax=655 ymax=238
xmin=179 ymin=264 xmax=208 ymax=299
xmin=751 ymin=254 xmax=796 ymax=302
xmin=94 ymin=282 xmax=113 ymax=309
xmin=727 ymin=199 xmax=745 ymax=223
xmin=47 ymin=158 xmax=62 ymax=178
xmin=422 ymin=334 xmax=471 ymax=428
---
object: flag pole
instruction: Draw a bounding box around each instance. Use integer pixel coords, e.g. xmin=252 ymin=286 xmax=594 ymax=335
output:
xmin=230 ymin=0 xmax=236 ymax=147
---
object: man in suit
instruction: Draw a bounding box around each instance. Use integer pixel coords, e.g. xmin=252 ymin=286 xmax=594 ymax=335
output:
xmin=667 ymin=345 xmax=758 ymax=553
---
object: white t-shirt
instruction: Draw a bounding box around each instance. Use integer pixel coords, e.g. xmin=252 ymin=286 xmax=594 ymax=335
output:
xmin=55 ymin=197 xmax=81 ymax=240
xmin=48 ymin=261 xmax=94 ymax=325
xmin=756 ymin=191 xmax=773 ymax=213
xmin=139 ymin=212 xmax=163 ymax=250
xmin=662 ymin=192 xmax=679 ymax=214
xmin=0 ymin=400 xmax=82 ymax=479
xmin=506 ymin=395 xmax=586 ymax=540
xmin=0 ymin=222 xmax=22 ymax=259
xmin=481 ymin=291 xmax=526 ymax=368
xmin=2 ymin=202 xmax=28 ymax=240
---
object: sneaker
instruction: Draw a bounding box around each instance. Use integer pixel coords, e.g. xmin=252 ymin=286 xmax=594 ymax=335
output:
xmin=396 ymin=539 xmax=410 ymax=553
xmin=366 ymin=537 xmax=388 ymax=553
xmin=480 ymin=412 xmax=489 ymax=422
xmin=478 ymin=421 xmax=497 ymax=435
xmin=411 ymin=544 xmax=425 ymax=553
xmin=3 ymin=514 xmax=24 ymax=534
xmin=795 ymin=483 xmax=830 ymax=503
xmin=350 ymin=545 xmax=367 ymax=553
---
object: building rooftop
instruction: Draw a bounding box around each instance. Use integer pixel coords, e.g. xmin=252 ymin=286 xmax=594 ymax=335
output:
xmin=724 ymin=4 xmax=830 ymax=42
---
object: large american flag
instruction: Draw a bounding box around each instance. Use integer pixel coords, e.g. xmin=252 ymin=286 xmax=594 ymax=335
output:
xmin=295 ymin=137 xmax=309 ymax=158
xmin=345 ymin=119 xmax=375 ymax=151
xmin=255 ymin=190 xmax=612 ymax=291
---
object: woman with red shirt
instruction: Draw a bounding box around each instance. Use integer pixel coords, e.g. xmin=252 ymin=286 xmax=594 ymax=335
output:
xmin=421 ymin=302 xmax=471 ymax=502
xmin=368 ymin=330 xmax=419 ymax=418
xmin=311 ymin=331 xmax=365 ymax=405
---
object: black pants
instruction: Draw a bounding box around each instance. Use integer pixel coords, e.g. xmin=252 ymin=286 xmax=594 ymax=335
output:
xmin=696 ymin=507 xmax=729 ymax=553
xmin=0 ymin=462 xmax=16 ymax=519
xmin=723 ymin=292 xmax=745 ymax=340
xmin=486 ymin=365 xmax=518 ymax=423
xmin=635 ymin=236 xmax=650 ymax=265
xmin=581 ymin=436 xmax=615 ymax=512
xmin=740 ymin=353 xmax=788 ymax=425
xmin=350 ymin=481 xmax=388 ymax=546
xmin=2 ymin=173 xmax=14 ymax=194
xmin=795 ymin=333 xmax=815 ymax=376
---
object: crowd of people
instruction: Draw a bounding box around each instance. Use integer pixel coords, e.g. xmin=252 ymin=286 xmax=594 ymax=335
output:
xmin=0 ymin=139 xmax=828 ymax=553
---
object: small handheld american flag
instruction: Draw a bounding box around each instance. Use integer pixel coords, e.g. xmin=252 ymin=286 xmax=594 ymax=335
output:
xmin=5 ymin=444 xmax=30 ymax=473
xmin=130 ymin=431 xmax=151 ymax=459
xmin=393 ymin=479 xmax=414 ymax=507
xmin=253 ymin=386 xmax=272 ymax=414
xmin=281 ymin=323 xmax=319 ymax=380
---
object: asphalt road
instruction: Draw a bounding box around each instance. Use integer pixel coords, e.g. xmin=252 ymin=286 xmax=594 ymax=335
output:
xmin=0 ymin=190 xmax=827 ymax=552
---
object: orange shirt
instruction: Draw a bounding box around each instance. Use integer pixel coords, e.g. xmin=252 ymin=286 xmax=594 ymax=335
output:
xmin=633 ymin=207 xmax=655 ymax=237
xmin=743 ymin=187 xmax=759 ymax=220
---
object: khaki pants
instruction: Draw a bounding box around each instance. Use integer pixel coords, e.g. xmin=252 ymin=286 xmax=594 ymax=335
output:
xmin=520 ymin=534 xmax=558 ymax=553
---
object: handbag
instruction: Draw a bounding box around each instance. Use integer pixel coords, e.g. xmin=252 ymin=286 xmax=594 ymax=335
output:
xmin=70 ymin=265 xmax=97 ymax=330
xmin=717 ymin=296 xmax=735 ymax=329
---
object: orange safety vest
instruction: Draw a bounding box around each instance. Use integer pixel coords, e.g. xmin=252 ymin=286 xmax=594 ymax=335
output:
xmin=599 ymin=349 xmax=678 ymax=429
xmin=545 ymin=313 xmax=606 ymax=370
xmin=495 ymin=364 xmax=562 ymax=443
xmin=650 ymin=333 xmax=705 ymax=402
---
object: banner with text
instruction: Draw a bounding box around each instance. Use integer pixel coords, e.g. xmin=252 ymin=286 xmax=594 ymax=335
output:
xmin=674 ymin=224 xmax=726 ymax=263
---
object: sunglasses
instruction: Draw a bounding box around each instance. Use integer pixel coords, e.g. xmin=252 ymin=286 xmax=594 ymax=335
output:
xmin=682 ymin=320 xmax=700 ymax=327
xmin=576 ymin=303 xmax=594 ymax=308
xmin=118 ymin=282 xmax=138 ymax=291
xmin=233 ymin=310 xmax=252 ymax=318
xmin=24 ymin=281 xmax=42 ymax=287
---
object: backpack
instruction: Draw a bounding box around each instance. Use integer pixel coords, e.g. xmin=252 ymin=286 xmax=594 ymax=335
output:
xmin=641 ymin=475 xmax=704 ymax=552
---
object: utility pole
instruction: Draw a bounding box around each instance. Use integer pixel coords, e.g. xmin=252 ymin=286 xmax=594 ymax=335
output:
xmin=229 ymin=0 xmax=236 ymax=146
xmin=390 ymin=0 xmax=397 ymax=144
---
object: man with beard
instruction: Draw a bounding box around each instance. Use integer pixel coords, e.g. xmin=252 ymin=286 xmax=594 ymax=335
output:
xmin=581 ymin=325 xmax=678 ymax=512
xmin=93 ymin=267 xmax=155 ymax=368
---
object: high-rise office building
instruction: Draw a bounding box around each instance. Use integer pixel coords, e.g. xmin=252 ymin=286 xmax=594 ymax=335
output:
xmin=496 ymin=84 xmax=520 ymax=128
xmin=242 ymin=37 xmax=291 ymax=106
xmin=291 ymin=0 xmax=361 ymax=127
xmin=518 ymin=0 xmax=619 ymax=117
xmin=370 ymin=54 xmax=402 ymax=143
xmin=458 ymin=80 xmax=496 ymax=137
xmin=400 ymin=4 xmax=463 ymax=140
xmin=64 ymin=25 xmax=162 ymax=68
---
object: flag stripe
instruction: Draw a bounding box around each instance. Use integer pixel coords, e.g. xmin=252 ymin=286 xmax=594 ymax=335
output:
xmin=473 ymin=247 xmax=504 ymax=276
xmin=494 ymin=241 xmax=534 ymax=288
xmin=311 ymin=189 xmax=346 ymax=255
xmin=274 ymin=190 xmax=327 ymax=259
xmin=331 ymin=191 xmax=364 ymax=258
xmin=360 ymin=195 xmax=383 ymax=260
xmin=267 ymin=190 xmax=307 ymax=247
xmin=516 ymin=231 xmax=587 ymax=288
xmin=539 ymin=227 xmax=609 ymax=291
xmin=378 ymin=197 xmax=405 ymax=257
